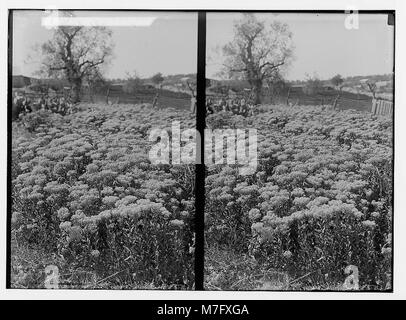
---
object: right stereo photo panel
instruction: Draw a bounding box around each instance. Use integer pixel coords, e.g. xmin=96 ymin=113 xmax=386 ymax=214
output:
xmin=204 ymin=12 xmax=394 ymax=291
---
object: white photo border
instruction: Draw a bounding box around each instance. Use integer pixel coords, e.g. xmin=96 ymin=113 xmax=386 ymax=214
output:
xmin=1 ymin=0 xmax=404 ymax=300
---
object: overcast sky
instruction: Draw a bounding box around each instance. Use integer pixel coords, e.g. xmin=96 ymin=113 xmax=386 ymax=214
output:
xmin=12 ymin=10 xmax=198 ymax=79
xmin=207 ymin=12 xmax=394 ymax=81
xmin=12 ymin=11 xmax=393 ymax=81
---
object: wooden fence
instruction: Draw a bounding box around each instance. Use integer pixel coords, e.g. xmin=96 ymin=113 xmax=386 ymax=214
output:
xmin=371 ymin=98 xmax=393 ymax=117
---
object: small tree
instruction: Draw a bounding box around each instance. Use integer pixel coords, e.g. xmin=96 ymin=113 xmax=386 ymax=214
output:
xmin=151 ymin=72 xmax=164 ymax=85
xmin=361 ymin=80 xmax=377 ymax=99
xmin=331 ymin=74 xmax=344 ymax=90
xmin=123 ymin=71 xmax=143 ymax=94
xmin=303 ymin=73 xmax=323 ymax=95
xmin=181 ymin=77 xmax=196 ymax=97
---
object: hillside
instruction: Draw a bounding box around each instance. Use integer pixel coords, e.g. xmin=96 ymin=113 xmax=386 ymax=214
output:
xmin=264 ymin=87 xmax=373 ymax=112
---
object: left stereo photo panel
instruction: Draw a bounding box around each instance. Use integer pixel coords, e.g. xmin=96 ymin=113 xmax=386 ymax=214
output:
xmin=9 ymin=10 xmax=197 ymax=289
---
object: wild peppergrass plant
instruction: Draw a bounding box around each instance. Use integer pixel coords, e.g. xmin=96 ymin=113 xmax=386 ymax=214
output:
xmin=11 ymin=102 xmax=393 ymax=290
xmin=11 ymin=103 xmax=195 ymax=289
xmin=205 ymin=105 xmax=392 ymax=290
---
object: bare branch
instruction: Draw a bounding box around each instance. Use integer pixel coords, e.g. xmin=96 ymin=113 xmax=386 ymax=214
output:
xmin=259 ymin=60 xmax=285 ymax=72
xmin=80 ymin=58 xmax=105 ymax=76
xmin=49 ymin=66 xmax=67 ymax=71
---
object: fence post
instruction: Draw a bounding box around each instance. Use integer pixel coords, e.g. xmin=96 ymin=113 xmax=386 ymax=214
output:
xmin=333 ymin=94 xmax=340 ymax=109
xmin=371 ymin=98 xmax=377 ymax=114
xmin=286 ymin=87 xmax=291 ymax=106
xmin=106 ymin=87 xmax=110 ymax=104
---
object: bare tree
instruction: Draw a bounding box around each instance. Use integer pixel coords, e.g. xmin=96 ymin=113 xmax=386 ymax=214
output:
xmin=303 ymin=73 xmax=323 ymax=95
xmin=180 ymin=77 xmax=196 ymax=97
xmin=221 ymin=14 xmax=294 ymax=104
xmin=361 ymin=80 xmax=378 ymax=99
xmin=186 ymin=81 xmax=196 ymax=98
xmin=35 ymin=21 xmax=113 ymax=102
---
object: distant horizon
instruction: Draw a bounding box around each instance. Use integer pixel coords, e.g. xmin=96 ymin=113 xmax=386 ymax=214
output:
xmin=11 ymin=70 xmax=392 ymax=83
xmin=11 ymin=69 xmax=197 ymax=81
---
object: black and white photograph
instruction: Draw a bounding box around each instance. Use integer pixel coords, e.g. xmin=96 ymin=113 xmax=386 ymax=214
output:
xmin=9 ymin=10 xmax=197 ymax=289
xmin=3 ymin=0 xmax=406 ymax=304
xmin=204 ymin=12 xmax=394 ymax=291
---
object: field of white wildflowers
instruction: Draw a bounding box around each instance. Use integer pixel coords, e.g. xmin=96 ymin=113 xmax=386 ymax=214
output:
xmin=11 ymin=103 xmax=195 ymax=289
xmin=205 ymin=105 xmax=393 ymax=290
